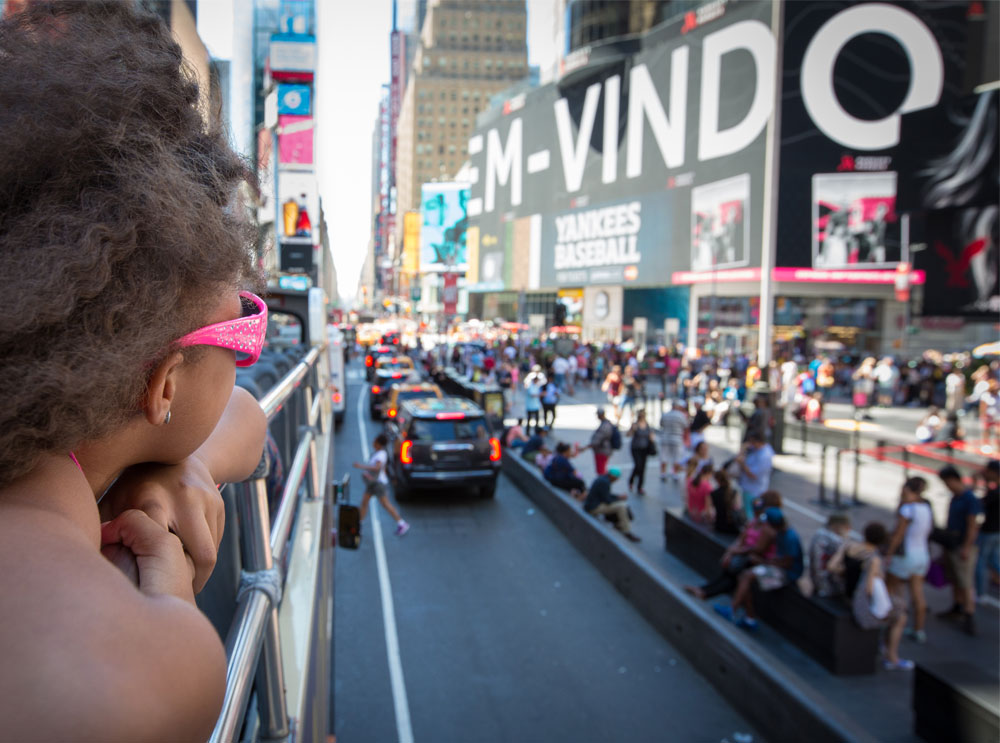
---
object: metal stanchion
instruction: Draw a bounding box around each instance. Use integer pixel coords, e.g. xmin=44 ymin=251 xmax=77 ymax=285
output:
xmin=903 ymin=446 xmax=910 ymax=477
xmin=818 ymin=444 xmax=828 ymax=506
xmin=834 ymin=448 xmax=843 ymax=509
xmin=801 ymin=417 xmax=808 ymax=457
xmin=852 ymin=421 xmax=862 ymax=506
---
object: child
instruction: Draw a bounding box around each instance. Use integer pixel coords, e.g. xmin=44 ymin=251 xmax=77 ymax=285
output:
xmin=0 ymin=4 xmax=270 ymax=738
xmin=687 ymin=466 xmax=716 ymax=524
xmin=354 ymin=434 xmax=410 ymax=536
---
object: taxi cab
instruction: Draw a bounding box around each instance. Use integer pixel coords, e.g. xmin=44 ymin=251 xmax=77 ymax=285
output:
xmin=369 ymin=355 xmax=418 ymax=419
xmin=385 ymin=397 xmax=501 ymax=500
xmin=381 ymin=382 xmax=443 ymax=420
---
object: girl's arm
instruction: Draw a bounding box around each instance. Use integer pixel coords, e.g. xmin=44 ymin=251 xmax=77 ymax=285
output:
xmin=885 ymin=512 xmax=909 ymax=560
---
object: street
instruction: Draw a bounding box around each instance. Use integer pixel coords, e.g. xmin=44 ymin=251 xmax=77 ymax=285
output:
xmin=332 ymin=365 xmax=761 ymax=743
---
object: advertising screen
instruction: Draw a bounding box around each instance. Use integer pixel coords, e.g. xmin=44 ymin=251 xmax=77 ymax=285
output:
xmin=775 ymin=1 xmax=969 ymax=269
xmin=420 ymin=182 xmax=469 ymax=273
xmin=464 ymin=0 xmax=772 ymax=289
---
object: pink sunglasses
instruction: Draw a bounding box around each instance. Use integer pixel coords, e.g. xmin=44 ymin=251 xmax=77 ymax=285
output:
xmin=175 ymin=291 xmax=268 ymax=367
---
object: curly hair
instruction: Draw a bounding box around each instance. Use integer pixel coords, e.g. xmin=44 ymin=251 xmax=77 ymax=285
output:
xmin=0 ymin=1 xmax=261 ymax=486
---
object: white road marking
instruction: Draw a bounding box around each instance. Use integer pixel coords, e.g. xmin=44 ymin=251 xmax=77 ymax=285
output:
xmin=357 ymin=387 xmax=414 ymax=743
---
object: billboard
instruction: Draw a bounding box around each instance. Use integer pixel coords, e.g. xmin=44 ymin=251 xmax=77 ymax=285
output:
xmin=465 ymin=0 xmax=772 ymax=289
xmin=402 ymin=211 xmax=421 ymax=275
xmin=775 ymin=1 xmax=970 ymax=269
xmin=277 ymin=84 xmax=311 ymax=115
xmin=420 ymin=182 xmax=469 ymax=273
xmin=277 ymin=114 xmax=314 ymax=166
xmin=918 ymin=207 xmax=999 ymax=317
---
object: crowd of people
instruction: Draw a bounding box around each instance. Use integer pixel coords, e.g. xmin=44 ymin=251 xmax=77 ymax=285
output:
xmin=429 ymin=337 xmax=1000 ymax=449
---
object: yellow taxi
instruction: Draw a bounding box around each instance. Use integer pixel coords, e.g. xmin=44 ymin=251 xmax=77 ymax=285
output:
xmin=382 ymin=382 xmax=443 ymax=420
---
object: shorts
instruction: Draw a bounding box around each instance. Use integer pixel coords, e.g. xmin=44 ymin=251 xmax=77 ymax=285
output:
xmin=888 ymin=550 xmax=930 ymax=580
xmin=366 ymin=480 xmax=388 ymax=499
xmin=752 ymin=564 xmax=789 ymax=592
xmin=659 ymin=441 xmax=683 ymax=464
xmin=945 ymin=546 xmax=978 ymax=590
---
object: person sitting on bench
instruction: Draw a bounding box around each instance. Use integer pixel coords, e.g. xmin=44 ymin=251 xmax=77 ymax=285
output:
xmin=713 ymin=507 xmax=803 ymax=631
xmin=544 ymin=442 xmax=586 ymax=500
xmin=584 ymin=468 xmax=641 ymax=543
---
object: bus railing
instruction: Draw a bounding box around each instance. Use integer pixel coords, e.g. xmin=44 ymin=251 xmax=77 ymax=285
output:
xmin=210 ymin=344 xmax=334 ymax=743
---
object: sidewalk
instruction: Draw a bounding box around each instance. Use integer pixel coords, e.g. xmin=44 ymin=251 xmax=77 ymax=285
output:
xmin=505 ymin=382 xmax=1000 ymax=742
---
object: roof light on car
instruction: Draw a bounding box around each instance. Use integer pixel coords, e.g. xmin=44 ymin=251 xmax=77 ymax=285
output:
xmin=400 ymin=440 xmax=413 ymax=464
xmin=489 ymin=437 xmax=501 ymax=462
xmin=435 ymin=412 xmax=465 ymax=420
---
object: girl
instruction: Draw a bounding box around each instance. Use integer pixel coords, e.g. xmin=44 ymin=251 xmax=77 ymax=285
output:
xmin=686 ymin=466 xmax=715 ymax=524
xmin=0 ymin=4 xmax=269 ymax=738
xmin=354 ymin=434 xmax=410 ymax=536
xmin=885 ymin=477 xmax=933 ymax=643
xmin=602 ymin=365 xmax=624 ymax=423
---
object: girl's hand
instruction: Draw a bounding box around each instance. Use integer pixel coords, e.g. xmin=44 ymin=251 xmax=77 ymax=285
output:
xmin=101 ymin=509 xmax=195 ymax=605
xmin=99 ymin=456 xmax=222 ymax=593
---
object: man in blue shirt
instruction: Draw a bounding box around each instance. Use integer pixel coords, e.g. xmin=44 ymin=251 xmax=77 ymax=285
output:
xmin=938 ymin=465 xmax=982 ymax=635
xmin=715 ymin=507 xmax=803 ymax=631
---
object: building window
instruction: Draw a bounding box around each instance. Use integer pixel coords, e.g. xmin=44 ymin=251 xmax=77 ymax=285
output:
xmin=439 ymin=145 xmax=444 ymax=154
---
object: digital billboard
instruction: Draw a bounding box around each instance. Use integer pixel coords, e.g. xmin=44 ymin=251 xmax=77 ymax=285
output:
xmin=464 ymin=0 xmax=772 ymax=288
xmin=420 ymin=182 xmax=469 ymax=273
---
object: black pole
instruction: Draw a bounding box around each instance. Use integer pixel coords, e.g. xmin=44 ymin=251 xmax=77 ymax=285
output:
xmin=903 ymin=446 xmax=910 ymax=477
xmin=834 ymin=448 xmax=842 ymax=509
xmin=818 ymin=444 xmax=827 ymax=506
xmin=801 ymin=416 xmax=808 ymax=457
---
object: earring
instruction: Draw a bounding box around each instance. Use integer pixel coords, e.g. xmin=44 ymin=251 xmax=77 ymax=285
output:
xmin=164 ymin=410 xmax=172 ymax=425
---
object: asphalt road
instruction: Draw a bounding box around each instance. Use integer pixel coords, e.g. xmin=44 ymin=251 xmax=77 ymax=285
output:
xmin=331 ymin=363 xmax=761 ymax=743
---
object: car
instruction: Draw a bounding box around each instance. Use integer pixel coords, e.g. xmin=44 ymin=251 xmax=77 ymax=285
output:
xmin=381 ymin=382 xmax=443 ymax=420
xmin=385 ymin=397 xmax=501 ymax=500
xmin=381 ymin=330 xmax=402 ymax=346
xmin=369 ymin=356 xmax=418 ymax=419
xmin=364 ymin=344 xmax=396 ymax=381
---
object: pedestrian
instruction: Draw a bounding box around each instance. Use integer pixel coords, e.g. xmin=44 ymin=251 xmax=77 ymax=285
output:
xmin=583 ymin=468 xmax=641 ymax=542
xmin=808 ymin=513 xmax=851 ymax=597
xmin=885 ymin=477 xmax=933 ymax=643
xmin=715 ymin=507 xmax=804 ymax=632
xmin=524 ymin=366 xmax=544 ymax=434
xmin=354 ymin=434 xmax=410 ymax=536
xmin=543 ymin=442 xmax=586 ymax=500
xmin=686 ymin=466 xmax=715 ymax=524
xmin=659 ymin=400 xmax=689 ymax=482
xmin=740 ymin=395 xmax=771 ymax=444
xmin=587 ymin=407 xmax=618 ymax=476
xmin=829 ymin=522 xmax=912 ymax=670
xmin=620 ymin=365 xmax=641 ymax=426
xmin=935 ymin=465 xmax=982 ymax=635
xmin=551 ymin=353 xmax=569 ymax=391
xmin=602 ymin=365 xmax=624 ymax=422
xmin=566 ymin=353 xmax=577 ymax=396
xmin=734 ymin=432 xmax=775 ymax=520
xmin=628 ymin=409 xmax=655 ymax=495
xmin=541 ymin=377 xmax=560 ymax=429
xmin=710 ymin=469 xmax=743 ymax=535
xmin=976 ymin=460 xmax=1000 ymax=601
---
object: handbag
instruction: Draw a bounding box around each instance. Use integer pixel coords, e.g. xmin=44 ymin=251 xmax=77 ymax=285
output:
xmin=925 ymin=558 xmax=949 ymax=588
xmin=930 ymin=527 xmax=961 ymax=550
xmin=646 ymin=436 xmax=658 ymax=457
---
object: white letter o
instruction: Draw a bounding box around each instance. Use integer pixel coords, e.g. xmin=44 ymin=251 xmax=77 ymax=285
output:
xmin=801 ymin=3 xmax=943 ymax=150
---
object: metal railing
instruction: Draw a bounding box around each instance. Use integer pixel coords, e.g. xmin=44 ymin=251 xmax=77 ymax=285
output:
xmin=210 ymin=344 xmax=333 ymax=743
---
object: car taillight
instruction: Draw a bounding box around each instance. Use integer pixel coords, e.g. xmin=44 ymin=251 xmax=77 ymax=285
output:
xmin=400 ymin=440 xmax=413 ymax=464
xmin=332 ymin=391 xmax=342 ymax=404
xmin=392 ymin=372 xmax=403 ymax=378
xmin=372 ymin=385 xmax=381 ymax=394
xmin=489 ymin=437 xmax=501 ymax=462
xmin=388 ymin=408 xmax=397 ymax=418
xmin=435 ymin=412 xmax=465 ymax=420
xmin=365 ymin=355 xmax=373 ymax=366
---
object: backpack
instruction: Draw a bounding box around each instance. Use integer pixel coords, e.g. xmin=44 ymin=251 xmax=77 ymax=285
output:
xmin=610 ymin=427 xmax=623 ymax=450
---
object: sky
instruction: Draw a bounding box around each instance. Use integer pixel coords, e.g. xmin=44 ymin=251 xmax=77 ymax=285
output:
xmin=201 ymin=1 xmax=558 ymax=305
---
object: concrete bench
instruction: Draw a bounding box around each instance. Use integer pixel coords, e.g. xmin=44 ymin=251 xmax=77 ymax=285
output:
xmin=663 ymin=508 xmax=881 ymax=675
xmin=914 ymin=661 xmax=1000 ymax=743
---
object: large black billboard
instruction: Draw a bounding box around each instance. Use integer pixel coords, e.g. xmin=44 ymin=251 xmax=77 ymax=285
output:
xmin=776 ymin=1 xmax=971 ymax=270
xmin=465 ymin=0 xmax=773 ymax=289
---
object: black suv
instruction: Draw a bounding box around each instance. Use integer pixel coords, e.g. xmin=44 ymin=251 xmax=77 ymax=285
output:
xmin=386 ymin=397 xmax=501 ymax=500
xmin=364 ymin=344 xmax=396 ymax=381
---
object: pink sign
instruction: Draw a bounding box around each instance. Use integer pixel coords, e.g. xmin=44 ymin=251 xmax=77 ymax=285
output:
xmin=671 ymin=267 xmax=926 ymax=285
xmin=277 ymin=114 xmax=313 ymax=166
